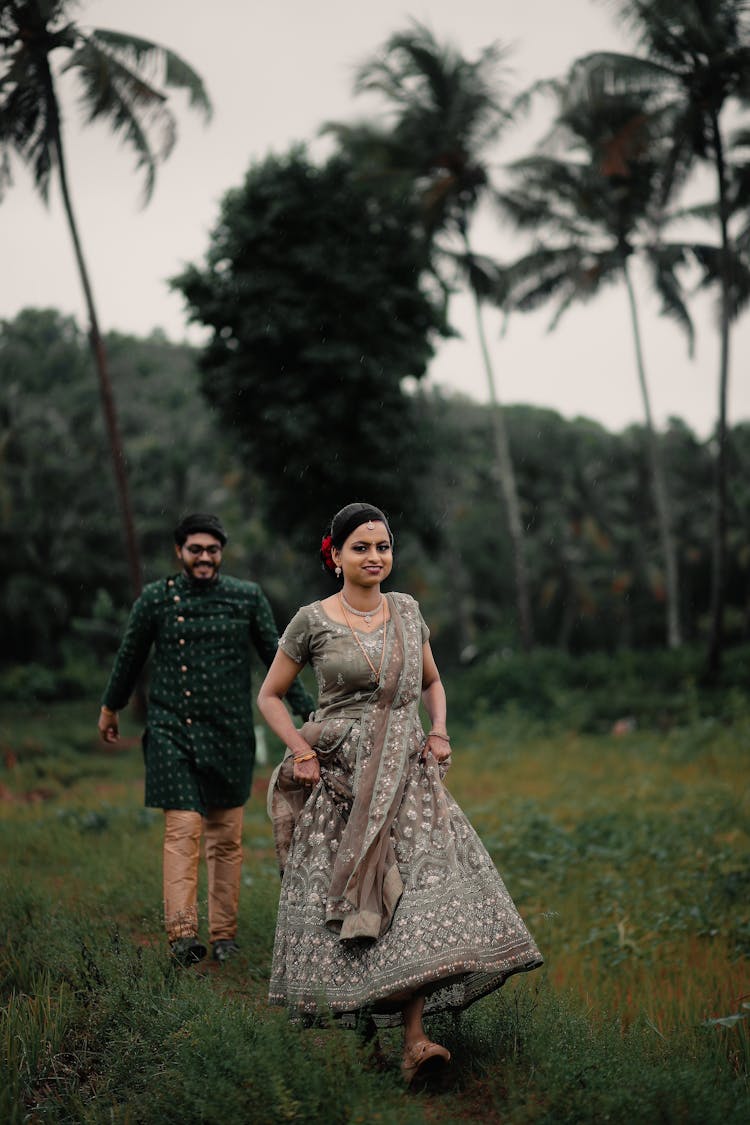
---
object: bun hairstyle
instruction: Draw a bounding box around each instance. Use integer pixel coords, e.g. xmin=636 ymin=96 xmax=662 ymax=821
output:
xmin=320 ymin=502 xmax=393 ymax=574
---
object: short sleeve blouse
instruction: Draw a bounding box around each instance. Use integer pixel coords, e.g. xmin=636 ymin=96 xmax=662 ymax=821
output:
xmin=278 ymin=595 xmax=429 ymax=713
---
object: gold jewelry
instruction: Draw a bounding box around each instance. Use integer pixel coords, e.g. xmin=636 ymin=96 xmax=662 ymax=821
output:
xmin=339 ymin=595 xmax=387 ymax=683
xmin=292 ymin=751 xmax=317 ymax=763
xmin=340 ymin=592 xmax=383 ymax=623
xmin=428 ymin=731 xmax=450 ymax=742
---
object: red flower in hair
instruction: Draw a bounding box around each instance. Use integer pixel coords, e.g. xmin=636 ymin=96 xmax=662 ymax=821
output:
xmin=320 ymin=533 xmax=335 ymax=573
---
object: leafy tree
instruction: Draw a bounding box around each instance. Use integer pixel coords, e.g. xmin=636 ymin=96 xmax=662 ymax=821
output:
xmin=0 ymin=309 xmax=232 ymax=665
xmin=326 ymin=23 xmax=536 ymax=652
xmin=497 ymin=78 xmax=692 ymax=648
xmin=571 ymin=0 xmax=750 ymax=672
xmin=0 ymin=0 xmax=211 ymax=597
xmin=171 ymin=147 xmax=450 ymax=547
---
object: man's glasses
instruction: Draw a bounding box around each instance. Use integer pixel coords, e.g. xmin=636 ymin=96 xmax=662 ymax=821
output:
xmin=184 ymin=545 xmax=222 ymax=557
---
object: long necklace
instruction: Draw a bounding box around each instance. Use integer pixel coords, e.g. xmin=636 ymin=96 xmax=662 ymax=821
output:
xmin=340 ymin=592 xmax=383 ymax=624
xmin=339 ymin=594 xmax=388 ymax=683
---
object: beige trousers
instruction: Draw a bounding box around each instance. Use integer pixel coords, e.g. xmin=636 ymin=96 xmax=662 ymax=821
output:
xmin=163 ymin=807 xmax=244 ymax=944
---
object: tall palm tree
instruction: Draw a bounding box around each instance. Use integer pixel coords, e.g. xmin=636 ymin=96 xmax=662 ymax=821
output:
xmin=0 ymin=0 xmax=211 ymax=596
xmin=326 ymin=23 xmax=535 ymax=651
xmin=497 ymin=79 xmax=692 ymax=648
xmin=570 ymin=0 xmax=750 ymax=674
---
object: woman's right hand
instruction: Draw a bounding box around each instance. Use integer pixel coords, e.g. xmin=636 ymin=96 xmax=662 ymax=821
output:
xmin=293 ymin=753 xmax=321 ymax=787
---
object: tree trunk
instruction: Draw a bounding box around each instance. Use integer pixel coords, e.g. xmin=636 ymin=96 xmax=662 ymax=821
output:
xmin=46 ymin=64 xmax=143 ymax=601
xmin=622 ymin=259 xmax=681 ymax=648
xmin=467 ymin=256 xmax=534 ymax=652
xmin=706 ymin=112 xmax=731 ymax=681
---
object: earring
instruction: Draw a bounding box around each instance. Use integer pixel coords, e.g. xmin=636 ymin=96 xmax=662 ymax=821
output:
xmin=335 ymin=566 xmax=342 ymax=578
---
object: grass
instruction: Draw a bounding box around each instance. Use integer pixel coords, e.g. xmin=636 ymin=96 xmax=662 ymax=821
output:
xmin=1 ymin=696 xmax=748 ymax=1123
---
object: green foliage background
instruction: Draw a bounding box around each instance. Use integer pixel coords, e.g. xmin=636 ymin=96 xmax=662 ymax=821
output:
xmin=2 ymin=306 xmax=749 ymax=701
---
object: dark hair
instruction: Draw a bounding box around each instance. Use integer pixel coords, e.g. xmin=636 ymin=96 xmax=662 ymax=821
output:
xmin=174 ymin=513 xmax=228 ymax=548
xmin=320 ymin=503 xmax=393 ymax=573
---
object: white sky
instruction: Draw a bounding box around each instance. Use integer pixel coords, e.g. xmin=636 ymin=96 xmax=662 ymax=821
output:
xmin=2 ymin=0 xmax=748 ymax=436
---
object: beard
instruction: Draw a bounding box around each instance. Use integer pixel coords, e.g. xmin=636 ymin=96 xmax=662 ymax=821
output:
xmin=184 ymin=562 xmax=219 ymax=585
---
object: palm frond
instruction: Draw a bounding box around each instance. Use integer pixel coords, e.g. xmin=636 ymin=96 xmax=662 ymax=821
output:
xmin=0 ymin=47 xmax=56 ymax=199
xmin=445 ymin=248 xmax=510 ymax=305
xmin=568 ymin=51 xmax=678 ymax=98
xmin=645 ymin=243 xmax=695 ymax=353
xmin=62 ymin=36 xmax=169 ymax=201
xmin=87 ymin=29 xmax=212 ymax=120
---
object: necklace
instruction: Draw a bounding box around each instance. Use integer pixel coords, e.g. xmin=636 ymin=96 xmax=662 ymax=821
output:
xmin=340 ymin=592 xmax=384 ymax=623
xmin=339 ymin=595 xmax=388 ymax=683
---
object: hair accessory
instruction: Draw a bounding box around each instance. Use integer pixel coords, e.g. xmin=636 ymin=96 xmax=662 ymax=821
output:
xmin=329 ymin=503 xmax=394 ymax=551
xmin=320 ymin=533 xmax=335 ymax=573
xmin=367 ymin=520 xmax=374 ymax=529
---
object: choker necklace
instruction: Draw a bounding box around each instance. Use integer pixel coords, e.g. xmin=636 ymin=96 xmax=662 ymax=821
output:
xmin=340 ymin=593 xmax=383 ymax=624
xmin=339 ymin=595 xmax=388 ymax=683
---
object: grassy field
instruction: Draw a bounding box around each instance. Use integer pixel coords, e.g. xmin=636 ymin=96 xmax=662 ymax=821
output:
xmin=1 ymin=698 xmax=749 ymax=1123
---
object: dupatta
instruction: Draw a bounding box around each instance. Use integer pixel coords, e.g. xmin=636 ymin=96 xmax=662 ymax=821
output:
xmin=267 ymin=593 xmax=425 ymax=941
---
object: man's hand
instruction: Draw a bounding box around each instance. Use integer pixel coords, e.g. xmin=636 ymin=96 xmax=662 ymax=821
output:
xmin=98 ymin=707 xmax=119 ymax=743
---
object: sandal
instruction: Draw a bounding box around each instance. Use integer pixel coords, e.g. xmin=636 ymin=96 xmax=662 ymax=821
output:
xmin=401 ymin=1038 xmax=451 ymax=1085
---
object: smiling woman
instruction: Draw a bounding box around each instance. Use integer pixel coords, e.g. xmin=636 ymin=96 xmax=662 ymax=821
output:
xmin=257 ymin=501 xmax=543 ymax=1086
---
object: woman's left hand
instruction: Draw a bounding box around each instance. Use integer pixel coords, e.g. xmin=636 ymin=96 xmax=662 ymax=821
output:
xmin=423 ymin=734 xmax=452 ymax=764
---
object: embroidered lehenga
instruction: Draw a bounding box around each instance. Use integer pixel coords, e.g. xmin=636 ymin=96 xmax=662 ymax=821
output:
xmin=267 ymin=592 xmax=542 ymax=1024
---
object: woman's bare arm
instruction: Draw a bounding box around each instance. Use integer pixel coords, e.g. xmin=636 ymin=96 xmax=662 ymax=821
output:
xmin=258 ymin=650 xmax=320 ymax=784
xmin=421 ymin=642 xmax=451 ymax=762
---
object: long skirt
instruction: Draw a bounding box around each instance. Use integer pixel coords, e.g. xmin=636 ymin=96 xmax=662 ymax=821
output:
xmin=268 ymin=751 xmax=543 ymax=1025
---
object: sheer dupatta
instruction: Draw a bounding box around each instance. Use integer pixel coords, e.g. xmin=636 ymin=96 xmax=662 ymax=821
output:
xmin=268 ymin=593 xmax=424 ymax=941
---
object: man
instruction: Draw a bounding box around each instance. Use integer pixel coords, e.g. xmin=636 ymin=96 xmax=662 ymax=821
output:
xmin=98 ymin=513 xmax=314 ymax=966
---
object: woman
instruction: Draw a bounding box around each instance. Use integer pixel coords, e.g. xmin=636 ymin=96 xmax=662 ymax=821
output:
xmin=258 ymin=502 xmax=542 ymax=1082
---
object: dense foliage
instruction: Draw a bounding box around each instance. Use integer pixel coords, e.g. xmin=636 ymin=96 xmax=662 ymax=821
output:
xmin=3 ymin=309 xmax=750 ymax=697
xmin=172 ymin=148 xmax=450 ymax=547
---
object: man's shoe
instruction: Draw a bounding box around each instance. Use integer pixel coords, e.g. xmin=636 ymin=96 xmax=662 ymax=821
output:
xmin=170 ymin=937 xmax=207 ymax=966
xmin=212 ymin=939 xmax=240 ymax=964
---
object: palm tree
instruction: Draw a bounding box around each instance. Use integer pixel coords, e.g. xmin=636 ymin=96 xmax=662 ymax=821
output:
xmin=326 ymin=23 xmax=535 ymax=651
xmin=497 ymin=79 xmax=692 ymax=648
xmin=0 ymin=0 xmax=211 ymax=596
xmin=569 ymin=0 xmax=750 ymax=674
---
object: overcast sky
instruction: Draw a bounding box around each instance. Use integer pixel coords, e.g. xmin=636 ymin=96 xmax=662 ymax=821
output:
xmin=2 ymin=0 xmax=748 ymax=436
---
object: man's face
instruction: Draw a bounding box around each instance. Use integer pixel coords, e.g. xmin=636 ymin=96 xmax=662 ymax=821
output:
xmin=176 ymin=533 xmax=223 ymax=584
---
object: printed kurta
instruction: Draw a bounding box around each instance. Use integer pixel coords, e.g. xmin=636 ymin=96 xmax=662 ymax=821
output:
xmin=267 ymin=592 xmax=543 ymax=1025
xmin=102 ymin=572 xmax=314 ymax=812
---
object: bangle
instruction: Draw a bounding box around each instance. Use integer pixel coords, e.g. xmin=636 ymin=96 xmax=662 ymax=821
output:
xmin=428 ymin=731 xmax=450 ymax=742
xmin=292 ymin=751 xmax=318 ymax=763
xmin=101 ymin=706 xmax=116 ymax=716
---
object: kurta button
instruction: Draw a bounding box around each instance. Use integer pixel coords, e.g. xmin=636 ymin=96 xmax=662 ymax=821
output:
xmin=177 ymin=615 xmax=185 ymax=622
xmin=179 ymin=638 xmax=185 ymax=646
xmin=181 ymin=665 xmax=188 ymax=673
xmin=168 ymin=580 xmax=174 ymax=587
xmin=185 ymin=690 xmax=191 ymax=697
xmin=173 ymin=596 xmax=180 ymax=603
xmin=186 ymin=718 xmax=192 ymax=725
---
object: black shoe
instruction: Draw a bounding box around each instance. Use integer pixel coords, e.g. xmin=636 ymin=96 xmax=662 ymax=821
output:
xmin=170 ymin=937 xmax=207 ymax=966
xmin=212 ymin=939 xmax=240 ymax=964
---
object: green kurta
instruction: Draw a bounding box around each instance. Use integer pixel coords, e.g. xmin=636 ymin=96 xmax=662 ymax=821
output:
xmin=102 ymin=572 xmax=315 ymax=812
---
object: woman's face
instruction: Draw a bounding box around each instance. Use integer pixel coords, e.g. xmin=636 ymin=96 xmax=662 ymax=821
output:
xmin=333 ymin=520 xmax=393 ymax=587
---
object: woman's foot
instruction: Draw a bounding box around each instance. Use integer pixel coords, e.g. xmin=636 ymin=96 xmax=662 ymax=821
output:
xmin=401 ymin=1038 xmax=451 ymax=1085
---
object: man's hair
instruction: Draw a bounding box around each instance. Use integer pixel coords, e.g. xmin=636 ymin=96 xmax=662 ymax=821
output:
xmin=174 ymin=513 xmax=228 ymax=547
